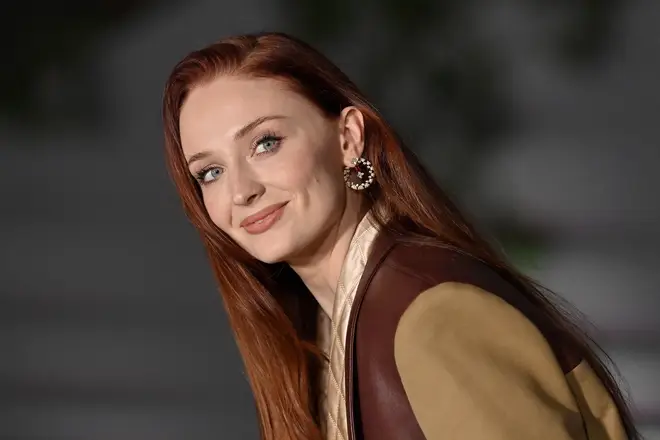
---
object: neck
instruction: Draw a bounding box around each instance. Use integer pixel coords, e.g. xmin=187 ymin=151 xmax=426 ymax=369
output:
xmin=287 ymin=197 xmax=368 ymax=317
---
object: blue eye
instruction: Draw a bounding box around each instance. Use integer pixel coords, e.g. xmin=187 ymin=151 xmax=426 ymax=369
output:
xmin=254 ymin=135 xmax=282 ymax=155
xmin=196 ymin=166 xmax=223 ymax=184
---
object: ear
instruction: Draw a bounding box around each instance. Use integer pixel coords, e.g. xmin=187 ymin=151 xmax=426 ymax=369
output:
xmin=338 ymin=106 xmax=365 ymax=167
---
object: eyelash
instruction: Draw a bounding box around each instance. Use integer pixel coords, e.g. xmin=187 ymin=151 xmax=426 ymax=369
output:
xmin=252 ymin=131 xmax=283 ymax=155
xmin=194 ymin=166 xmax=219 ymax=185
xmin=193 ymin=132 xmax=284 ymax=185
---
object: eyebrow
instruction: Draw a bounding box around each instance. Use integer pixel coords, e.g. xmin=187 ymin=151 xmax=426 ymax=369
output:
xmin=186 ymin=114 xmax=287 ymax=166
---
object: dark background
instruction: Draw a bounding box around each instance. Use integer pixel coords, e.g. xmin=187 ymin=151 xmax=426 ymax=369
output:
xmin=1 ymin=1 xmax=659 ymax=439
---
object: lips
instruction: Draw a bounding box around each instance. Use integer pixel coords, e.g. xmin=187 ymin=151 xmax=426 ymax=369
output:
xmin=240 ymin=202 xmax=288 ymax=227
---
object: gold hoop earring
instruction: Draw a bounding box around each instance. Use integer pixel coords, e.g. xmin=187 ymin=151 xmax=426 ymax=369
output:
xmin=343 ymin=157 xmax=375 ymax=191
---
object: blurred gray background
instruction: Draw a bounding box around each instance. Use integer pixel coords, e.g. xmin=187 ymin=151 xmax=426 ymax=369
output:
xmin=1 ymin=1 xmax=659 ymax=439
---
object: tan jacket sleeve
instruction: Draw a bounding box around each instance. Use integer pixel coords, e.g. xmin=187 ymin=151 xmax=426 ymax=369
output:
xmin=393 ymin=282 xmax=589 ymax=440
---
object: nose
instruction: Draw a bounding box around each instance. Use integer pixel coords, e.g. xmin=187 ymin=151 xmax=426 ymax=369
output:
xmin=230 ymin=164 xmax=264 ymax=206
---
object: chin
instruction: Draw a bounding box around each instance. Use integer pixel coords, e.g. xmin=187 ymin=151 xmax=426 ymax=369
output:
xmin=248 ymin=240 xmax=296 ymax=265
xmin=252 ymin=253 xmax=286 ymax=265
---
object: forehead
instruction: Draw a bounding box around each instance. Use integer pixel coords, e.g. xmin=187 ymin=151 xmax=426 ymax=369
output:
xmin=179 ymin=76 xmax=317 ymax=150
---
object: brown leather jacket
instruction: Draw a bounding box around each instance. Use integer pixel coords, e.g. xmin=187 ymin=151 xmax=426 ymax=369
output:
xmin=342 ymin=230 xmax=627 ymax=440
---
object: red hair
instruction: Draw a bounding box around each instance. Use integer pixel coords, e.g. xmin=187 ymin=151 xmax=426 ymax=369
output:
xmin=162 ymin=32 xmax=640 ymax=440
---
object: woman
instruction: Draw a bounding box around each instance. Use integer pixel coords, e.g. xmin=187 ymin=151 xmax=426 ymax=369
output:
xmin=162 ymin=32 xmax=639 ymax=440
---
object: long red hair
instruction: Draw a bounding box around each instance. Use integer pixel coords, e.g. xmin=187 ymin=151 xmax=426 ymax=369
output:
xmin=162 ymin=32 xmax=640 ymax=440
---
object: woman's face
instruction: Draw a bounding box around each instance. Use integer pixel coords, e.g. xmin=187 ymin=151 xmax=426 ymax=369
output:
xmin=179 ymin=76 xmax=364 ymax=264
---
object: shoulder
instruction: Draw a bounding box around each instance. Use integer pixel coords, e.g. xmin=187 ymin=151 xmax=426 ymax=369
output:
xmin=364 ymin=239 xmax=528 ymax=331
xmin=353 ymin=237 xmax=586 ymax=438
xmin=361 ymin=237 xmax=581 ymax=374
xmin=390 ymin=277 xmax=628 ymax=440
xmin=393 ymin=281 xmax=554 ymax=364
xmin=391 ymin=281 xmax=591 ymax=439
xmin=377 ymin=239 xmax=503 ymax=290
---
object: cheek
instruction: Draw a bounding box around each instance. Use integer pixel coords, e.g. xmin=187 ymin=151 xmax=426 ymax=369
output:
xmin=201 ymin=188 xmax=231 ymax=231
xmin=290 ymin=152 xmax=345 ymax=210
xmin=271 ymin=151 xmax=319 ymax=190
xmin=270 ymin=129 xmax=344 ymax=196
xmin=280 ymin=148 xmax=341 ymax=194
